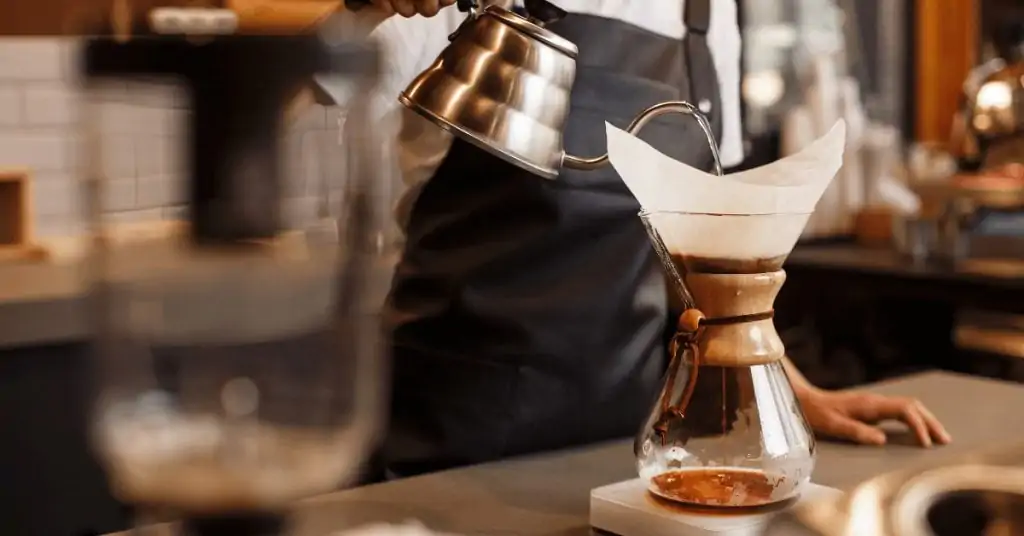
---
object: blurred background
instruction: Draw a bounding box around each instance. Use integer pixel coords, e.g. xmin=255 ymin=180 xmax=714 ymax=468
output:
xmin=730 ymin=0 xmax=1024 ymax=393
xmin=0 ymin=0 xmax=1022 ymax=534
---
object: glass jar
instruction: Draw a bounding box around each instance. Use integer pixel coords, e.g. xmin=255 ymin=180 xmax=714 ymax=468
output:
xmin=78 ymin=16 xmax=392 ymax=534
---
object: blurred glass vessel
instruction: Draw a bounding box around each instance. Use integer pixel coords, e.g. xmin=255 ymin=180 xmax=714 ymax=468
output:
xmin=635 ymin=211 xmax=816 ymax=509
xmin=79 ymin=11 xmax=393 ymax=535
xmin=766 ymin=456 xmax=1024 ymax=536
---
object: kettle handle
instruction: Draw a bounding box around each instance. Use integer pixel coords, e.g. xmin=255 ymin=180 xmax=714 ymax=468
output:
xmin=562 ymin=100 xmax=724 ymax=177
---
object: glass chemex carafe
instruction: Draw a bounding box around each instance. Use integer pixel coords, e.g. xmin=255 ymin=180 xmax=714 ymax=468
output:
xmin=78 ymin=8 xmax=395 ymax=536
xmin=634 ymin=210 xmax=817 ymax=509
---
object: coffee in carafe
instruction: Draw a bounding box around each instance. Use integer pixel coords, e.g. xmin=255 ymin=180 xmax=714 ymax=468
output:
xmin=650 ymin=468 xmax=783 ymax=508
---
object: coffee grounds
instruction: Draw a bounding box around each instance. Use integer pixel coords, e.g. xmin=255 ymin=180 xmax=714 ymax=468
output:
xmin=650 ymin=468 xmax=786 ymax=507
xmin=671 ymin=254 xmax=787 ymax=275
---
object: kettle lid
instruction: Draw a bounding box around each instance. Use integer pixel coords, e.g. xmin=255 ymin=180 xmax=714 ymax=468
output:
xmin=484 ymin=5 xmax=578 ymax=59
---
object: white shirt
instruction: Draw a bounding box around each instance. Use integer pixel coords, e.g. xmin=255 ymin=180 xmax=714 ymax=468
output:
xmin=327 ymin=0 xmax=742 ymax=226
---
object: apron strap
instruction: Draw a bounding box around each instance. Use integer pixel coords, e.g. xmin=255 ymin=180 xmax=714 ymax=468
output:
xmin=665 ymin=0 xmax=721 ymax=351
xmin=684 ymin=0 xmax=712 ymax=35
xmin=681 ymin=0 xmax=720 ymax=139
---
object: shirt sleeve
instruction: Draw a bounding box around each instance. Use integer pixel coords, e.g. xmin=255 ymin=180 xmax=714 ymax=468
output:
xmin=315 ymin=8 xmax=464 ymax=127
xmin=708 ymin=0 xmax=744 ymax=168
xmin=315 ymin=8 xmax=466 ymax=229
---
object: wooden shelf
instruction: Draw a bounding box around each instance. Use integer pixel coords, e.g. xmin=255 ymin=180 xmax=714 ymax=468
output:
xmin=0 ymin=169 xmax=49 ymax=264
xmin=1 ymin=0 xmax=345 ymax=35
xmin=0 ymin=168 xmax=32 ymax=247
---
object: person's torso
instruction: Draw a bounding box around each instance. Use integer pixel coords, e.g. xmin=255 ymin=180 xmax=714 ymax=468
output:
xmin=383 ymin=0 xmax=724 ymax=474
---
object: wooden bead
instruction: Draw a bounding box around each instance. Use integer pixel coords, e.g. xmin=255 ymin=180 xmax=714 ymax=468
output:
xmin=678 ymin=309 xmax=705 ymax=333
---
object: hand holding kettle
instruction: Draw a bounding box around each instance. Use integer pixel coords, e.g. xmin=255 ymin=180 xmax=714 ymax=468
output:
xmin=365 ymin=0 xmax=458 ymax=17
xmin=348 ymin=0 xmax=516 ymax=18
xmin=226 ymin=0 xmax=485 ymax=32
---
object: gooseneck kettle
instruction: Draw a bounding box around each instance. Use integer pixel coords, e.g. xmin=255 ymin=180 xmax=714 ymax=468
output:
xmin=347 ymin=0 xmax=723 ymax=179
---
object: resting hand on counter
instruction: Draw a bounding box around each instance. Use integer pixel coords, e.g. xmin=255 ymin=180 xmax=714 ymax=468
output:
xmin=782 ymin=357 xmax=952 ymax=448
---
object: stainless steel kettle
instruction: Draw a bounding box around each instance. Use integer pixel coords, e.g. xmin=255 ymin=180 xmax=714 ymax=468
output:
xmin=349 ymin=0 xmax=722 ymax=179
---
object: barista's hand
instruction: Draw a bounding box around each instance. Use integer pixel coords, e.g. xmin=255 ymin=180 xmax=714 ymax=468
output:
xmin=798 ymin=389 xmax=952 ymax=448
xmin=370 ymin=0 xmax=457 ymax=17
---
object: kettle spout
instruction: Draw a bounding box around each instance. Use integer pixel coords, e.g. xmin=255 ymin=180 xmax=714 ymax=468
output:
xmin=523 ymin=0 xmax=566 ymax=25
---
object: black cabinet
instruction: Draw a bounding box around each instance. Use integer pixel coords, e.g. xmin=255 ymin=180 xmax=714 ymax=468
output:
xmin=0 ymin=342 xmax=128 ymax=536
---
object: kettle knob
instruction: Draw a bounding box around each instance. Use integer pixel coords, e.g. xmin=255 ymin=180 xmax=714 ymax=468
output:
xmin=456 ymin=0 xmax=479 ymax=12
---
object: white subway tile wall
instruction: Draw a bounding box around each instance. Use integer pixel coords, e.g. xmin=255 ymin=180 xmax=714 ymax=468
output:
xmin=0 ymin=37 xmax=341 ymax=238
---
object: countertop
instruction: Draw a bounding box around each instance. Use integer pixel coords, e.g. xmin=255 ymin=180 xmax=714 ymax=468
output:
xmin=3 ymin=241 xmax=1022 ymax=347
xmin=787 ymin=243 xmax=1024 ymax=314
xmin=788 ymin=243 xmax=1024 ymax=287
xmin=0 ymin=227 xmax=394 ymax=348
xmin=0 ymin=262 xmax=88 ymax=347
xmin=0 ymin=223 xmax=171 ymax=347
xmin=109 ymin=371 xmax=1024 ymax=536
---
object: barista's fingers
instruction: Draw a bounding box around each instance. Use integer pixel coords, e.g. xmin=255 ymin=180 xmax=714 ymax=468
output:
xmin=865 ymin=397 xmax=933 ymax=448
xmin=391 ymin=0 xmax=417 ymax=17
xmin=416 ymin=0 xmax=441 ymax=16
xmin=824 ymin=414 xmax=887 ymax=446
xmin=370 ymin=0 xmax=395 ymax=15
xmin=916 ymin=400 xmax=952 ymax=445
xmin=899 ymin=403 xmax=933 ymax=448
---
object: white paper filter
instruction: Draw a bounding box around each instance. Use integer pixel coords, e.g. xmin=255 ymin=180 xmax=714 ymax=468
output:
xmin=606 ymin=120 xmax=846 ymax=260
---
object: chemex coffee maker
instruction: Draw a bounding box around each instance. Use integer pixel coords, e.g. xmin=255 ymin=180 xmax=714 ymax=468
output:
xmin=634 ymin=211 xmax=817 ymax=508
xmin=589 ymin=121 xmax=847 ymax=535
xmin=72 ymin=4 xmax=393 ymax=536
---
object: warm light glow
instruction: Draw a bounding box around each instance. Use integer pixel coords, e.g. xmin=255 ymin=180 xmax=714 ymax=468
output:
xmin=743 ymin=70 xmax=785 ymax=109
xmin=845 ymin=483 xmax=887 ymax=536
xmin=973 ymin=114 xmax=992 ymax=131
xmin=976 ymin=81 xmax=1013 ymax=110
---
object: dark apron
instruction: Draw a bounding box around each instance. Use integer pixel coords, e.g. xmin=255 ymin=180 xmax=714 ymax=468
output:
xmin=382 ymin=0 xmax=724 ymax=477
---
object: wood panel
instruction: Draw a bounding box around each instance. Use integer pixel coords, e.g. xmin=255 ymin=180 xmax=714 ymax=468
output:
xmin=228 ymin=0 xmax=342 ymax=32
xmin=0 ymin=0 xmax=189 ymax=35
xmin=0 ymin=169 xmax=50 ymax=264
xmin=0 ymin=0 xmax=343 ymax=35
xmin=914 ymin=0 xmax=980 ymax=143
xmin=0 ymin=169 xmax=31 ymax=248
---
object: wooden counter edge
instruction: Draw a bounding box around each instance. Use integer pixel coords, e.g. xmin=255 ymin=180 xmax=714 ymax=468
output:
xmin=0 ymin=230 xmax=163 ymax=348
